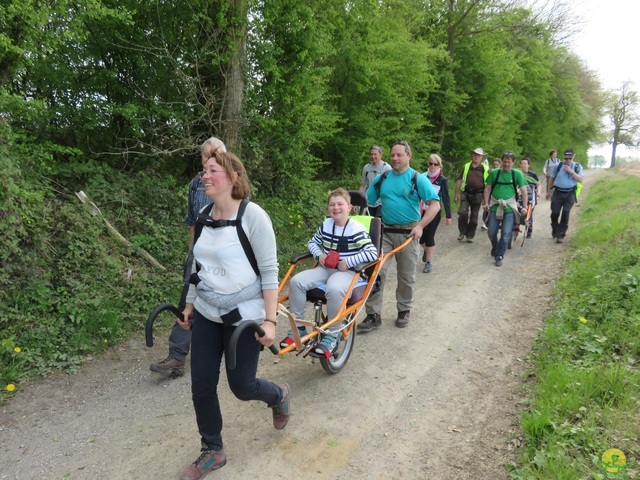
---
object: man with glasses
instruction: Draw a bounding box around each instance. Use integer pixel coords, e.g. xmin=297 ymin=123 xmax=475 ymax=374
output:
xmin=357 ymin=141 xmax=440 ymax=330
xmin=150 ymin=137 xmax=226 ymax=376
xmin=454 ymin=148 xmax=489 ymax=243
xmin=360 ymin=146 xmax=391 ymax=217
xmin=546 ymin=148 xmax=583 ymax=244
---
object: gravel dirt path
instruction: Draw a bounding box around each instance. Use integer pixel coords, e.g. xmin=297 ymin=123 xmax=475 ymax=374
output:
xmin=1 ymin=171 xmax=597 ymax=480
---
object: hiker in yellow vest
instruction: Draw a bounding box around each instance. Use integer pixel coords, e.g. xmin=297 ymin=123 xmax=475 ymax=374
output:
xmin=454 ymin=148 xmax=489 ymax=243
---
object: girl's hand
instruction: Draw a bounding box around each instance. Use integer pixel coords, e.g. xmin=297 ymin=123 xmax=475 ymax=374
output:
xmin=256 ymin=321 xmax=275 ymax=347
xmin=178 ymin=304 xmax=194 ymax=330
xmin=337 ymin=259 xmax=348 ymax=271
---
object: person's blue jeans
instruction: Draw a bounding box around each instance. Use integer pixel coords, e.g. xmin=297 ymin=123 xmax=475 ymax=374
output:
xmin=487 ymin=209 xmax=515 ymax=259
xmin=190 ymin=310 xmax=283 ymax=451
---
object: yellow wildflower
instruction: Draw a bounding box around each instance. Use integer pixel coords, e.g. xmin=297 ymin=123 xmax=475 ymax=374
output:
xmin=579 ymin=317 xmax=588 ymax=324
xmin=6 ymin=384 xmax=16 ymax=392
xmin=14 ymin=347 xmax=21 ymax=353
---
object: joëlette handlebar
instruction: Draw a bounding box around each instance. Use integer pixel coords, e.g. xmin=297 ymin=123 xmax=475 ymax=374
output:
xmin=145 ymin=303 xmax=182 ymax=348
xmin=228 ymin=320 xmax=279 ymax=369
xmin=146 ymin=305 xmax=279 ymax=368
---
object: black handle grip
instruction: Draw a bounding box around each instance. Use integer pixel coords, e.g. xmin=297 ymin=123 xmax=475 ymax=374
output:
xmin=145 ymin=304 xmax=182 ymax=347
xmin=227 ymin=320 xmax=279 ymax=369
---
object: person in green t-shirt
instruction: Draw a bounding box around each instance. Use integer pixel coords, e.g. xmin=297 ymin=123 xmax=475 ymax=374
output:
xmin=482 ymin=151 xmax=528 ymax=267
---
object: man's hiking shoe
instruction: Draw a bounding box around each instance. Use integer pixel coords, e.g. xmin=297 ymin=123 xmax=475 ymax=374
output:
xmin=357 ymin=313 xmax=381 ymax=332
xmin=495 ymin=256 xmax=503 ymax=267
xmin=457 ymin=233 xmax=465 ymax=241
xmin=423 ymin=261 xmax=432 ymax=273
xmin=556 ymin=237 xmax=564 ymax=244
xmin=311 ymin=334 xmax=338 ymax=359
xmin=422 ymin=251 xmax=427 ymax=263
xmin=271 ymin=383 xmax=291 ymax=430
xmin=395 ymin=310 xmax=410 ymax=328
xmin=150 ymin=355 xmax=185 ymax=376
xmin=180 ymin=448 xmax=227 ymax=480
xmin=279 ymin=326 xmax=307 ymax=348
xmin=466 ymin=238 xmax=473 ymax=243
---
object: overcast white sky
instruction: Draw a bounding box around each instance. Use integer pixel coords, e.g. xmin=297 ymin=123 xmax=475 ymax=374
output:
xmin=570 ymin=0 xmax=640 ymax=89
xmin=568 ymin=0 xmax=640 ymax=159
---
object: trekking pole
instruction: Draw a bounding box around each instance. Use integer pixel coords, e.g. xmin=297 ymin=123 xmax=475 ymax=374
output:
xmin=227 ymin=321 xmax=280 ymax=369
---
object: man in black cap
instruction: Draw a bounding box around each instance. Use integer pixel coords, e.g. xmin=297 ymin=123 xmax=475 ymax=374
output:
xmin=546 ymin=148 xmax=584 ymax=243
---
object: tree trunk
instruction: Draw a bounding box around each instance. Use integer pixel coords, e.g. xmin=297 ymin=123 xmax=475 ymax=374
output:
xmin=222 ymin=0 xmax=248 ymax=152
xmin=610 ymin=140 xmax=617 ymax=168
xmin=436 ymin=1 xmax=458 ymax=151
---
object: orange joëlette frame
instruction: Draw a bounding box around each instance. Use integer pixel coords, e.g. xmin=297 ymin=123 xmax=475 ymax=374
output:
xmin=275 ymin=237 xmax=413 ymax=356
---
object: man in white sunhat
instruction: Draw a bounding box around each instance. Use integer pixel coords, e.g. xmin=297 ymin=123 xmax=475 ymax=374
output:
xmin=454 ymin=147 xmax=489 ymax=243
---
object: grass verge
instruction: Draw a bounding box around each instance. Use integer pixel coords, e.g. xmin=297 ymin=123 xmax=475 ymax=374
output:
xmin=509 ymin=170 xmax=640 ymax=479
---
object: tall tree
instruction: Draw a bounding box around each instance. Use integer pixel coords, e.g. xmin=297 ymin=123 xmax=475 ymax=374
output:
xmin=608 ymin=81 xmax=640 ymax=168
xmin=221 ymin=0 xmax=248 ymax=152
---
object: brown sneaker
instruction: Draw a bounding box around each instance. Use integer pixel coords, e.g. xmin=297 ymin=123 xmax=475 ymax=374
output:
xmin=395 ymin=310 xmax=410 ymax=328
xmin=150 ymin=355 xmax=185 ymax=376
xmin=271 ymin=383 xmax=291 ymax=430
xmin=180 ymin=448 xmax=227 ymax=480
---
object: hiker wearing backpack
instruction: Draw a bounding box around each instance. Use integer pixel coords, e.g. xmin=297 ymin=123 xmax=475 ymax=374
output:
xmin=454 ymin=147 xmax=489 ymax=243
xmin=546 ymin=148 xmax=584 ymax=244
xmin=178 ymin=150 xmax=289 ymax=479
xmin=481 ymin=158 xmax=502 ymax=230
xmin=150 ymin=136 xmax=226 ymax=378
xmin=357 ymin=140 xmax=440 ymax=331
xmin=543 ymin=150 xmax=561 ymax=195
xmin=360 ymin=146 xmax=392 ymax=217
xmin=483 ymin=151 xmax=528 ymax=267
xmin=519 ymin=157 xmax=541 ymax=239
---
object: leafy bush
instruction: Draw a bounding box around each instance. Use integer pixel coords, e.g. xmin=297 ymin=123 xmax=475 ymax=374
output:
xmin=0 ymin=146 xmax=183 ymax=399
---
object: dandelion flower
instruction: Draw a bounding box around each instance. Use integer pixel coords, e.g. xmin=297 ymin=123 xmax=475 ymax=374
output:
xmin=6 ymin=384 xmax=16 ymax=392
xmin=14 ymin=347 xmax=21 ymax=353
xmin=579 ymin=317 xmax=588 ymax=324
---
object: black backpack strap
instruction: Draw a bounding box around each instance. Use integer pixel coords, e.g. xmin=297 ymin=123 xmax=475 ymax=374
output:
xmin=491 ymin=170 xmax=499 ymax=190
xmin=236 ymin=198 xmax=260 ymax=277
xmin=374 ymin=170 xmax=390 ymax=194
xmin=410 ymin=170 xmax=419 ymax=195
xmin=490 ymin=170 xmax=519 ymax=200
xmin=555 ymin=162 xmax=563 ymax=177
xmin=192 ymin=203 xmax=214 ymax=275
xmin=193 ymin=203 xmax=214 ymax=247
xmin=375 ymin=169 xmax=419 ymax=196
xmin=191 ymin=199 xmax=259 ymax=278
